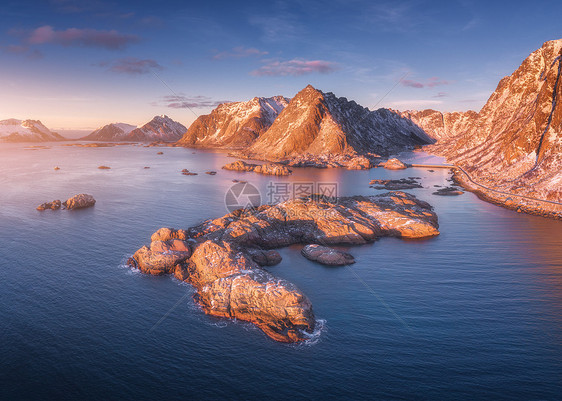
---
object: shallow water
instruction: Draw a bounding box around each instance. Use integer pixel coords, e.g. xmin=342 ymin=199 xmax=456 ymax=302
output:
xmin=1 ymin=143 xmax=561 ymax=400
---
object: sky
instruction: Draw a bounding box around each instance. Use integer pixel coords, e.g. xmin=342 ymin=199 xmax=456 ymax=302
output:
xmin=1 ymin=0 xmax=561 ymax=131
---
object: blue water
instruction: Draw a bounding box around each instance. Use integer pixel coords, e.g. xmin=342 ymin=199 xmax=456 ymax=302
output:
xmin=1 ymin=143 xmax=561 ymax=400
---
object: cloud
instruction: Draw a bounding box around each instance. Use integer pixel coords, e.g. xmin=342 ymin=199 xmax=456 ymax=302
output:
xmin=251 ymin=59 xmax=339 ymax=76
xmin=25 ymin=25 xmax=139 ymax=50
xmin=402 ymin=79 xmax=424 ymax=88
xmin=98 ymin=58 xmax=163 ymax=74
xmin=2 ymin=45 xmax=44 ymax=59
xmin=401 ymin=77 xmax=451 ymax=89
xmin=433 ymin=92 xmax=448 ymax=98
xmin=213 ymin=46 xmax=268 ymax=60
xmin=154 ymin=94 xmax=229 ymax=109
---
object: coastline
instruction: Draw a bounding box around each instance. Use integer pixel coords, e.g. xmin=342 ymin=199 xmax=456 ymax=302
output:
xmin=451 ymin=166 xmax=562 ymax=220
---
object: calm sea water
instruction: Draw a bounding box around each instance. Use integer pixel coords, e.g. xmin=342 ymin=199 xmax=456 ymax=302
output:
xmin=1 ymin=143 xmax=561 ymax=400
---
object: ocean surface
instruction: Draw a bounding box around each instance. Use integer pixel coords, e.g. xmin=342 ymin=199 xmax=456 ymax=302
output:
xmin=1 ymin=143 xmax=561 ymax=400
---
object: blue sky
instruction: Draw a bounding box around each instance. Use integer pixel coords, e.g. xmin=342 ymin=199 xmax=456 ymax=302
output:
xmin=1 ymin=0 xmax=560 ymax=130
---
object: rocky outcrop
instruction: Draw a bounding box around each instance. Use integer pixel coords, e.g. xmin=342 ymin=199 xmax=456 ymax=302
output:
xmin=285 ymin=153 xmax=379 ymax=169
xmin=222 ymin=160 xmax=292 ymax=176
xmin=301 ymin=244 xmax=355 ymax=266
xmin=379 ymin=158 xmax=407 ymax=170
xmin=0 ymin=119 xmax=65 ymax=142
xmin=177 ymin=96 xmax=289 ymax=148
xmin=432 ymin=187 xmax=464 ymax=196
xmin=37 ymin=200 xmax=61 ymax=211
xmin=370 ymin=178 xmax=422 ymax=190
xmin=128 ymin=191 xmax=439 ymax=342
xmin=63 ymin=194 xmax=96 ymax=210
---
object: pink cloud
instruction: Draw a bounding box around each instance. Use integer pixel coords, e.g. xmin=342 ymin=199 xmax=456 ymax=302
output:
xmin=213 ymin=46 xmax=268 ymax=60
xmin=26 ymin=25 xmax=139 ymax=50
xmin=401 ymin=76 xmax=451 ymax=89
xmin=98 ymin=58 xmax=163 ymax=74
xmin=426 ymin=77 xmax=450 ymax=88
xmin=251 ymin=59 xmax=339 ymax=76
xmin=402 ymin=79 xmax=424 ymax=88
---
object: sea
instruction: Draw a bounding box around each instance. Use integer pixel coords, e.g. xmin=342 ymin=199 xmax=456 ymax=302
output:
xmin=1 ymin=143 xmax=561 ymax=400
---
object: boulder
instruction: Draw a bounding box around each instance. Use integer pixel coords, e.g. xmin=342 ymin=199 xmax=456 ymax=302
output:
xmin=63 ymin=194 xmax=96 ymax=210
xmin=36 ymin=200 xmax=61 ymax=211
xmin=222 ymin=160 xmax=292 ymax=176
xmin=301 ymin=244 xmax=355 ymax=266
xmin=131 ymin=239 xmax=192 ymax=275
xmin=380 ymin=158 xmax=407 ymax=170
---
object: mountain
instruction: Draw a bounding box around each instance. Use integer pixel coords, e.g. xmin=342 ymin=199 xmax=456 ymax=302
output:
xmin=409 ymin=39 xmax=562 ymax=203
xmin=397 ymin=109 xmax=478 ymax=143
xmin=81 ymin=123 xmax=137 ymax=141
xmin=0 ymin=119 xmax=65 ymax=142
xmin=241 ymin=85 xmax=433 ymax=160
xmin=177 ymin=96 xmax=289 ymax=148
xmin=125 ymin=115 xmax=187 ymax=142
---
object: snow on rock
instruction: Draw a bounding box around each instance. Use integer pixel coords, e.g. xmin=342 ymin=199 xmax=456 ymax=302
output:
xmin=177 ymin=96 xmax=290 ymax=148
xmin=0 ymin=119 xmax=65 ymax=142
xmin=125 ymin=115 xmax=186 ymax=142
xmin=81 ymin=122 xmax=137 ymax=141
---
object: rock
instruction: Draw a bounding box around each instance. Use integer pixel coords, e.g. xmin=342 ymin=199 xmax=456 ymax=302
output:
xmin=54 ymin=166 xmax=60 ymax=170
xmin=129 ymin=191 xmax=439 ymax=342
xmin=98 ymin=165 xmax=111 ymax=169
xmin=222 ymin=160 xmax=291 ymax=176
xmin=284 ymin=153 xmax=380 ymax=169
xmin=144 ymin=166 xmax=150 ymax=169
xmin=369 ymin=178 xmax=422 ymax=190
xmin=63 ymin=194 xmax=96 ymax=210
xmin=301 ymin=244 xmax=355 ymax=266
xmin=205 ymin=171 xmax=217 ymax=175
xmin=247 ymin=248 xmax=283 ymax=266
xmin=36 ymin=200 xmax=61 ymax=211
xmin=432 ymin=187 xmax=464 ymax=196
xmin=157 ymin=151 xmax=163 ymax=155
xmin=379 ymin=158 xmax=407 ymax=170
xmin=132 ymin=239 xmax=192 ymax=275
xmin=150 ymin=227 xmax=189 ymax=242
xmin=189 ymin=240 xmax=315 ymax=342
xmin=346 ymin=155 xmax=372 ymax=170
xmin=253 ymin=163 xmax=292 ymax=176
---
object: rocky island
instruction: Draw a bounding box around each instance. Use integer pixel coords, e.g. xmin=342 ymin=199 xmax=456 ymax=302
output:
xmin=129 ymin=191 xmax=439 ymax=342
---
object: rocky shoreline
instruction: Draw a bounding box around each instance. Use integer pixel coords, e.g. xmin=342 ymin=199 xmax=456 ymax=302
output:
xmin=128 ymin=191 xmax=440 ymax=342
xmin=452 ymin=170 xmax=562 ymax=220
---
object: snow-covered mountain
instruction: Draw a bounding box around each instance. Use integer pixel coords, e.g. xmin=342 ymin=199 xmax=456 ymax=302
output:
xmin=0 ymin=119 xmax=65 ymax=142
xmin=177 ymin=96 xmax=289 ymax=148
xmin=81 ymin=123 xmax=137 ymax=141
xmin=241 ymin=85 xmax=432 ymax=160
xmin=125 ymin=115 xmax=186 ymax=142
xmin=397 ymin=109 xmax=478 ymax=143
xmin=407 ymin=39 xmax=562 ymax=203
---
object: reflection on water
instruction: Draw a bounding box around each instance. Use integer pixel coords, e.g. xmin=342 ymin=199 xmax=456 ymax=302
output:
xmin=0 ymin=142 xmax=561 ymax=400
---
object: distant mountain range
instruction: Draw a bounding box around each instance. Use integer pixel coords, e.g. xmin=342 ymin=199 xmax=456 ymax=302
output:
xmin=82 ymin=115 xmax=186 ymax=142
xmin=176 ymin=85 xmax=433 ymax=159
xmin=81 ymin=122 xmax=137 ymax=141
xmin=0 ymin=119 xmax=65 ymax=142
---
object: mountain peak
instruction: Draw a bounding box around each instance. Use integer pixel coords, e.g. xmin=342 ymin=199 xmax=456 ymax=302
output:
xmin=0 ymin=118 xmax=64 ymax=142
